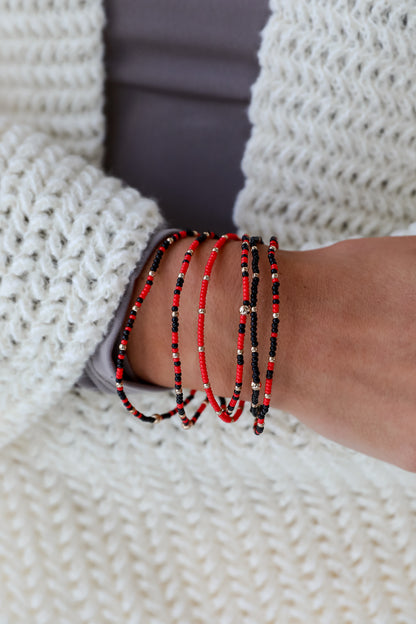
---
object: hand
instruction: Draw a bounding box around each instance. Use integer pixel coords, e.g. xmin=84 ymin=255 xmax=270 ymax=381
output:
xmin=276 ymin=236 xmax=416 ymax=471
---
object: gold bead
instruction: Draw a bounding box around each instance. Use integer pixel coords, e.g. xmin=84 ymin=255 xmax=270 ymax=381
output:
xmin=198 ymin=346 xmax=205 ymax=352
xmin=182 ymin=422 xmax=193 ymax=430
xmin=178 ymin=272 xmax=185 ymax=279
xmin=203 ymin=383 xmax=210 ymax=389
xmin=172 ymin=311 xmax=178 ymax=317
xmin=273 ymin=312 xmax=280 ymax=318
xmin=237 ymin=349 xmax=243 ymax=355
xmin=116 ymin=382 xmax=123 ymax=389
xmin=198 ymin=308 xmax=206 ymax=314
xmin=167 ymin=237 xmax=174 ymax=244
xmin=132 ymin=305 xmax=138 ymax=312
xmin=269 ymin=356 xmax=276 ymax=363
xmin=119 ymin=344 xmax=127 ymax=351
xmin=239 ymin=305 xmax=251 ymax=315
xmin=264 ymin=393 xmax=272 ymax=400
xmin=251 ymin=346 xmax=258 ymax=353
xmin=272 ymin=273 xmax=279 ymax=280
xmin=203 ymin=275 xmax=210 ymax=281
xmin=153 ymin=414 xmax=162 ymax=423
xmin=253 ymin=273 xmax=259 ymax=278
xmin=251 ymin=382 xmax=261 ymax=391
xmin=251 ymin=306 xmax=257 ymax=313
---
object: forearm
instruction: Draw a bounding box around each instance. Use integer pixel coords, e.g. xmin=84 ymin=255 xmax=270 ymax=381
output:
xmin=124 ymin=234 xmax=294 ymax=410
xmin=123 ymin=232 xmax=416 ymax=471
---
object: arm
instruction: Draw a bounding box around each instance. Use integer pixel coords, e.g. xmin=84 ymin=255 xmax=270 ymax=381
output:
xmin=125 ymin=233 xmax=416 ymax=472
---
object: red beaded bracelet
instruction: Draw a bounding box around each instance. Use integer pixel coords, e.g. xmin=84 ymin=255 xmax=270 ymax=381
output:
xmin=116 ymin=229 xmax=200 ymax=424
xmin=171 ymin=231 xmax=219 ymax=429
xmin=252 ymin=236 xmax=280 ymax=435
xmin=197 ymin=233 xmax=246 ymax=423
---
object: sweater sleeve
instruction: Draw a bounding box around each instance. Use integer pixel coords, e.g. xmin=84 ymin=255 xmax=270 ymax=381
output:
xmin=0 ymin=120 xmax=166 ymax=447
xmin=389 ymin=220 xmax=416 ymax=238
xmin=75 ymin=225 xmax=182 ymax=395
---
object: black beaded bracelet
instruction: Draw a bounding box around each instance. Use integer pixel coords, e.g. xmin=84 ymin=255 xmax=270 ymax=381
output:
xmin=249 ymin=236 xmax=263 ymax=422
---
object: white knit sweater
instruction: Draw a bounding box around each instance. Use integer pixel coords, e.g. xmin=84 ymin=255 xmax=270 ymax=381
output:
xmin=1 ymin=1 xmax=416 ymax=622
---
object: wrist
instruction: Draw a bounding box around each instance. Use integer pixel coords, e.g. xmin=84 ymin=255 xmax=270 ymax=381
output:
xmin=125 ymin=233 xmax=298 ymax=412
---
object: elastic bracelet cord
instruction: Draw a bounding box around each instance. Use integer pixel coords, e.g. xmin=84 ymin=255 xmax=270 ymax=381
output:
xmin=249 ymin=237 xmax=263 ymax=423
xmin=253 ymin=236 xmax=280 ymax=435
xmin=115 ymin=229 xmax=198 ymax=424
xmin=171 ymin=231 xmax=220 ymax=429
xmin=197 ymin=233 xmax=246 ymax=423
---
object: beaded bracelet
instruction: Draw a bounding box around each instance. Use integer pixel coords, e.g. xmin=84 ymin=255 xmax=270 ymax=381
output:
xmin=116 ymin=229 xmax=200 ymax=424
xmin=252 ymin=236 xmax=280 ymax=435
xmin=197 ymin=233 xmax=246 ymax=423
xmin=171 ymin=231 xmax=219 ymax=429
xmin=248 ymin=237 xmax=263 ymax=426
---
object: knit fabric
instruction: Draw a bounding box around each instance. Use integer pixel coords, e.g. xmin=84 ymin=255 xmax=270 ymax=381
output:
xmin=0 ymin=119 xmax=164 ymax=447
xmin=234 ymin=0 xmax=416 ymax=249
xmin=1 ymin=1 xmax=416 ymax=622
xmin=0 ymin=0 xmax=106 ymax=167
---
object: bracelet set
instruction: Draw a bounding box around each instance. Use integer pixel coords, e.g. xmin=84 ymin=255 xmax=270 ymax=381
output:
xmin=115 ymin=229 xmax=280 ymax=436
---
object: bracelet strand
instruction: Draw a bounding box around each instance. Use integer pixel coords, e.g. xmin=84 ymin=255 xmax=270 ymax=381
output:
xmin=197 ymin=233 xmax=246 ymax=423
xmin=252 ymin=236 xmax=280 ymax=435
xmin=116 ymin=229 xmax=199 ymax=423
xmin=171 ymin=231 xmax=219 ymax=429
xmin=249 ymin=237 xmax=263 ymax=423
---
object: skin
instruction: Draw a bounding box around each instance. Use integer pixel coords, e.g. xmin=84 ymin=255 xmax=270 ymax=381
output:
xmin=125 ymin=234 xmax=416 ymax=472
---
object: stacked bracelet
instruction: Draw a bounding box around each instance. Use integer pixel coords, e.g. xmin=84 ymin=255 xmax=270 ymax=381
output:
xmin=116 ymin=228 xmax=280 ymax=435
xmin=197 ymin=233 xmax=246 ymax=423
xmin=116 ymin=229 xmax=200 ymax=424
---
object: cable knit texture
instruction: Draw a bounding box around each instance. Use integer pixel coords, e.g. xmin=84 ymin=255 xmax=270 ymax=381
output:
xmin=0 ymin=1 xmax=416 ymax=622
xmin=0 ymin=120 xmax=164 ymax=446
xmin=0 ymin=0 xmax=105 ymax=167
xmin=234 ymin=0 xmax=416 ymax=249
